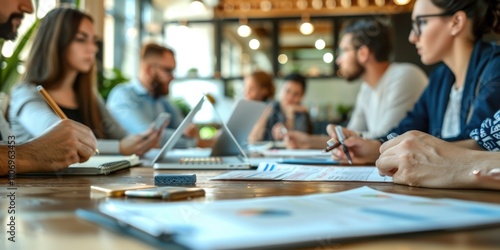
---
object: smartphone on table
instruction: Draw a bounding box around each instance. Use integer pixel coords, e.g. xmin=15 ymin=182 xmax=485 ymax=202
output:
xmin=91 ymin=184 xmax=156 ymax=197
xmin=125 ymin=186 xmax=205 ymax=201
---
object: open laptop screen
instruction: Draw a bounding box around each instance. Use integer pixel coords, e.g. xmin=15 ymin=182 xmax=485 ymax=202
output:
xmin=151 ymin=96 xmax=205 ymax=164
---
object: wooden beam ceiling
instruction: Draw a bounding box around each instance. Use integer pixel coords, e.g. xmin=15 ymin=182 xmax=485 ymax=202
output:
xmin=215 ymin=0 xmax=415 ymax=19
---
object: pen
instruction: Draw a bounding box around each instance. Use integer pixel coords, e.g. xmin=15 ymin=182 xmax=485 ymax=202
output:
xmin=37 ymin=85 xmax=100 ymax=155
xmin=323 ymin=138 xmax=341 ymax=153
xmin=335 ymin=126 xmax=352 ymax=165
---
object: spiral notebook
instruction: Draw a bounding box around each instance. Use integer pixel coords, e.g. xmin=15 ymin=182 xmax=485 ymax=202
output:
xmin=23 ymin=155 xmax=141 ymax=176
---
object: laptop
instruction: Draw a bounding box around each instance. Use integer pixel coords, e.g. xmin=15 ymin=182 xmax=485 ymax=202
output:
xmin=211 ymin=98 xmax=267 ymax=156
xmin=153 ymin=96 xmax=265 ymax=170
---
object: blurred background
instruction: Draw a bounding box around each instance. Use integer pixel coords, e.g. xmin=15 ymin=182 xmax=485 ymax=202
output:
xmin=1 ymin=0 xmax=441 ymax=133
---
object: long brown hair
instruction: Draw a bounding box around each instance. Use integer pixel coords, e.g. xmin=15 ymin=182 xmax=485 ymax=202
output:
xmin=24 ymin=7 xmax=105 ymax=138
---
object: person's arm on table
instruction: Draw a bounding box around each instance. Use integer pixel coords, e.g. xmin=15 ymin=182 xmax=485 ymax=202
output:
xmin=376 ymin=130 xmax=500 ymax=190
xmin=0 ymin=119 xmax=97 ymax=175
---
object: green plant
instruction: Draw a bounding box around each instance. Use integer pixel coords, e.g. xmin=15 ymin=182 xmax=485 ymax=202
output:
xmin=172 ymin=98 xmax=191 ymax=117
xmin=98 ymin=68 xmax=130 ymax=100
xmin=187 ymin=67 xmax=198 ymax=77
xmin=0 ymin=19 xmax=40 ymax=94
xmin=336 ymin=104 xmax=353 ymax=121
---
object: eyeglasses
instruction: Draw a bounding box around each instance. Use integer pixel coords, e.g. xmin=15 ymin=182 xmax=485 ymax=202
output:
xmin=154 ymin=64 xmax=175 ymax=76
xmin=336 ymin=46 xmax=357 ymax=57
xmin=411 ymin=12 xmax=454 ymax=37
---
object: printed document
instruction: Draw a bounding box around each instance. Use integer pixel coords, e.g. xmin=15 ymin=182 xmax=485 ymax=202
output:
xmin=211 ymin=162 xmax=392 ymax=182
xmin=96 ymin=186 xmax=500 ymax=250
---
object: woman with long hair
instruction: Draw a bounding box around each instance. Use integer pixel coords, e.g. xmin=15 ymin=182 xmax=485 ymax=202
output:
xmin=9 ymin=7 xmax=160 ymax=155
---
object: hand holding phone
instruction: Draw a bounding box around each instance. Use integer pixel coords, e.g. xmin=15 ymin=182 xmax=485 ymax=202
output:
xmin=152 ymin=112 xmax=171 ymax=131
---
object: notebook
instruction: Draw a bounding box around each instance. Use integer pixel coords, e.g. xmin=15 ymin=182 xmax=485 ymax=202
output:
xmin=153 ymin=96 xmax=263 ymax=170
xmin=22 ymin=155 xmax=141 ymax=176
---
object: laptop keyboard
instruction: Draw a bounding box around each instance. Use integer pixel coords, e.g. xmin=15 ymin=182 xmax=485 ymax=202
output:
xmin=178 ymin=157 xmax=223 ymax=164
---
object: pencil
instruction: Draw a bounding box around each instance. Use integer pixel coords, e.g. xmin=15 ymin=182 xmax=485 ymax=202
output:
xmin=37 ymin=85 xmax=68 ymax=119
xmin=36 ymin=85 xmax=100 ymax=155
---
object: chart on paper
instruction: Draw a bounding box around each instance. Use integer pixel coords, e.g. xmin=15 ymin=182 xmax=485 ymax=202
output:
xmin=211 ymin=162 xmax=392 ymax=182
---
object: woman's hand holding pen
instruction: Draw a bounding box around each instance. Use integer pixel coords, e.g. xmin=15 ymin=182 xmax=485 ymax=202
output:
xmin=120 ymin=128 xmax=161 ymax=156
xmin=325 ymin=124 xmax=381 ymax=164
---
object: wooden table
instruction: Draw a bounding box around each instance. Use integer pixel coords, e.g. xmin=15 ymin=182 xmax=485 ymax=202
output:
xmin=2 ymin=167 xmax=500 ymax=250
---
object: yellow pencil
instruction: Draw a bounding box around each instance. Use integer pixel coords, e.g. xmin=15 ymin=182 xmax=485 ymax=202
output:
xmin=36 ymin=85 xmax=100 ymax=155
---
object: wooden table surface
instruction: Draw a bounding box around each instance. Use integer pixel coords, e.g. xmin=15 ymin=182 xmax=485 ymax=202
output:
xmin=1 ymin=167 xmax=500 ymax=250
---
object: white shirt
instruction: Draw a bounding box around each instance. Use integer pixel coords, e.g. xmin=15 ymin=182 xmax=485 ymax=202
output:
xmin=347 ymin=63 xmax=428 ymax=139
xmin=441 ymin=84 xmax=463 ymax=138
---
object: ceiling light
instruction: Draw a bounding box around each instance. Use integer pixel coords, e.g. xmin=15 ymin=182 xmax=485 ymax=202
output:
xmin=315 ymin=39 xmax=326 ymax=50
xmin=299 ymin=15 xmax=314 ymax=35
xmin=237 ymin=24 xmax=251 ymax=37
xmin=237 ymin=18 xmax=252 ymax=37
xmin=190 ymin=0 xmax=206 ymax=13
xmin=323 ymin=53 xmax=334 ymax=63
xmin=278 ymin=54 xmax=288 ymax=64
xmin=249 ymin=39 xmax=260 ymax=50
xmin=300 ymin=22 xmax=314 ymax=35
xmin=394 ymin=0 xmax=411 ymax=5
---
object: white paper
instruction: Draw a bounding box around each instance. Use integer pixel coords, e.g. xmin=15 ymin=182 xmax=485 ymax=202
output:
xmin=211 ymin=162 xmax=392 ymax=182
xmin=98 ymin=187 xmax=500 ymax=250
xmin=259 ymin=149 xmax=329 ymax=157
xmin=69 ymin=154 xmax=140 ymax=168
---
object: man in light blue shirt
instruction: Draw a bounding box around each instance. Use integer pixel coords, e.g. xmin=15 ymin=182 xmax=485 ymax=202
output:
xmin=107 ymin=43 xmax=197 ymax=148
